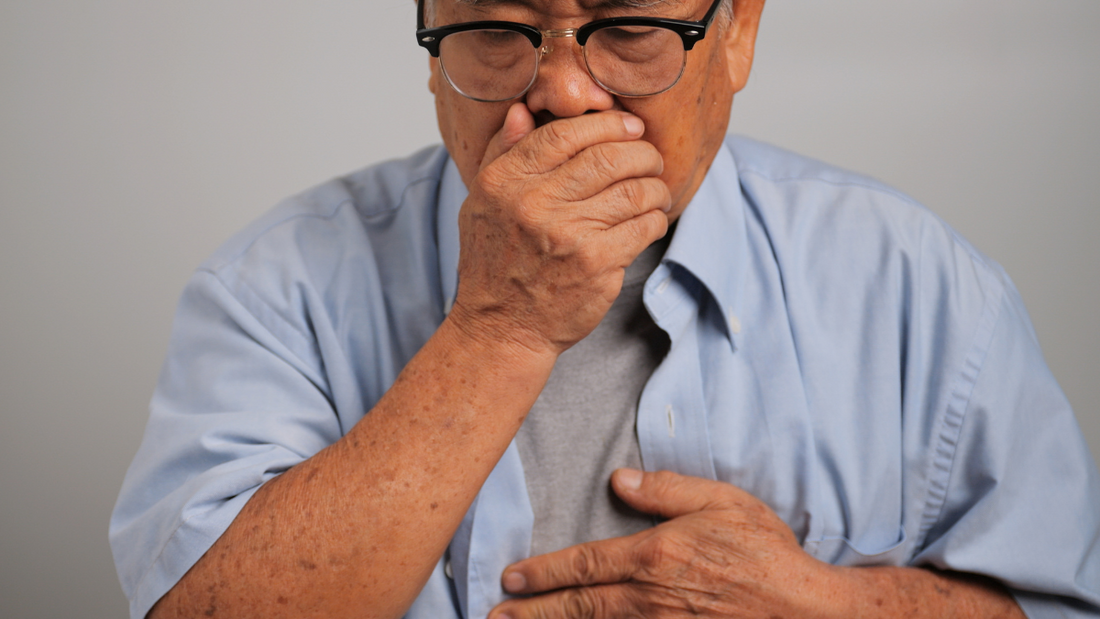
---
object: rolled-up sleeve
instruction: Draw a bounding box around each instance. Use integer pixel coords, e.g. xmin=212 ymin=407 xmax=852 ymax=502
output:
xmin=109 ymin=269 xmax=342 ymax=619
xmin=913 ymin=276 xmax=1100 ymax=617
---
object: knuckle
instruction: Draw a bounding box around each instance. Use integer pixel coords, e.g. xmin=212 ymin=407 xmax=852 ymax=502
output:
xmin=587 ymin=143 xmax=622 ymax=173
xmin=571 ymin=547 xmax=597 ymax=584
xmin=642 ymin=533 xmax=673 ymax=568
xmin=515 ymin=144 xmax=546 ymax=175
xmin=526 ymin=601 xmax=554 ymax=619
xmin=616 ymin=179 xmax=645 ymax=207
xmin=562 ymin=588 xmax=598 ymax=619
xmin=499 ymin=138 xmax=545 ymax=177
xmin=540 ymin=121 xmax=576 ymax=153
xmin=545 ymin=229 xmax=574 ymax=257
xmin=546 ymin=177 xmax=578 ymax=202
xmin=513 ymin=195 xmax=540 ymax=226
xmin=623 ymin=211 xmax=667 ymax=248
xmin=640 ymin=210 xmax=669 ymax=241
xmin=473 ymin=167 xmax=504 ymax=196
xmin=619 ymin=178 xmax=667 ymax=213
xmin=619 ymin=217 xmax=647 ymax=247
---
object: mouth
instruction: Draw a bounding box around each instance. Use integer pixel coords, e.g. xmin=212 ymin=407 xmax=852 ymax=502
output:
xmin=531 ymin=104 xmax=629 ymax=129
xmin=533 ymin=109 xmax=557 ymax=129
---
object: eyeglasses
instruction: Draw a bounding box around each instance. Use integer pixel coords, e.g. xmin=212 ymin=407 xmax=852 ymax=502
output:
xmin=415 ymin=0 xmax=725 ymax=102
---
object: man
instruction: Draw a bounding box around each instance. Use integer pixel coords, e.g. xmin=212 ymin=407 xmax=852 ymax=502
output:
xmin=111 ymin=0 xmax=1100 ymax=617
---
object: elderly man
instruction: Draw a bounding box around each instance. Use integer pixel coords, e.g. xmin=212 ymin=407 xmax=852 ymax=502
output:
xmin=111 ymin=0 xmax=1100 ymax=617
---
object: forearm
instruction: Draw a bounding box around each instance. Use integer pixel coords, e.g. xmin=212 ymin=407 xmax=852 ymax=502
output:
xmin=149 ymin=318 xmax=556 ymax=619
xmin=824 ymin=565 xmax=1026 ymax=619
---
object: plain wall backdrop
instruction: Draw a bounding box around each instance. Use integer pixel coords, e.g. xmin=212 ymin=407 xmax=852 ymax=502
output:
xmin=1 ymin=1 xmax=1097 ymax=616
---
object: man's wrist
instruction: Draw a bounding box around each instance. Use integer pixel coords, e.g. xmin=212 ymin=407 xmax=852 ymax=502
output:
xmin=809 ymin=564 xmax=1028 ymax=619
xmin=442 ymin=303 xmax=563 ymax=364
xmin=437 ymin=310 xmax=560 ymax=376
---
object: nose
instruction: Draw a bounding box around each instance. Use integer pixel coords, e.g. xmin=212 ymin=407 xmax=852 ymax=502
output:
xmin=524 ymin=32 xmax=616 ymax=120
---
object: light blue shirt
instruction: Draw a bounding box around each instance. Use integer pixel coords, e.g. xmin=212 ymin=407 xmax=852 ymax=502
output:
xmin=111 ymin=137 xmax=1100 ymax=619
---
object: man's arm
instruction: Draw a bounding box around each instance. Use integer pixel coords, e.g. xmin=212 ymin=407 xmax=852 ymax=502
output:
xmin=148 ymin=318 xmax=555 ymax=619
xmin=148 ymin=104 xmax=671 ymax=619
xmin=490 ymin=470 xmax=1026 ymax=619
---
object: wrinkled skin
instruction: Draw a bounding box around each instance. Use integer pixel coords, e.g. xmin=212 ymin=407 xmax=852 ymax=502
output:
xmin=489 ymin=470 xmax=1027 ymax=619
xmin=434 ymin=0 xmax=763 ymax=356
xmin=490 ymin=470 xmax=830 ymax=619
xmin=447 ymin=102 xmax=671 ymax=356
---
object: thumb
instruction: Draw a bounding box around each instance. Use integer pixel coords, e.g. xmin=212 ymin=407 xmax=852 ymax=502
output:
xmin=611 ymin=469 xmax=731 ymax=519
xmin=479 ymin=102 xmax=535 ymax=172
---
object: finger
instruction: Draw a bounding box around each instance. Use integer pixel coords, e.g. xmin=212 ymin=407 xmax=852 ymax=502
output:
xmin=594 ymin=207 xmax=671 ymax=270
xmin=479 ymin=102 xmax=537 ymax=172
xmin=611 ymin=469 xmax=736 ymax=519
xmin=569 ymin=177 xmax=672 ymax=233
xmin=602 ymin=176 xmax=674 ymax=218
xmin=549 ymin=140 xmax=664 ymax=203
xmin=502 ymin=535 xmax=642 ymax=595
xmin=508 ymin=111 xmax=646 ymax=176
xmin=491 ymin=583 xmax=639 ymax=619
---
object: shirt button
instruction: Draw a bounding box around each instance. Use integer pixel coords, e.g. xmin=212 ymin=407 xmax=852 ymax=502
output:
xmin=445 ymin=558 xmax=453 ymax=579
xmin=728 ymin=313 xmax=742 ymax=335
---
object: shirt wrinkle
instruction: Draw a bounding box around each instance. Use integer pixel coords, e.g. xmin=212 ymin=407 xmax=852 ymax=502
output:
xmin=207 ymin=269 xmax=328 ymax=394
xmin=111 ymin=136 xmax=1100 ymax=619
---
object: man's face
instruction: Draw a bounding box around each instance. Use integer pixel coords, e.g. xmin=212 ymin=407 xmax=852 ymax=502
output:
xmin=427 ymin=0 xmax=763 ymax=222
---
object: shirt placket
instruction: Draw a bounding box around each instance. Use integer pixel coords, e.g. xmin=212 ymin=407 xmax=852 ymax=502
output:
xmin=638 ymin=263 xmax=718 ymax=481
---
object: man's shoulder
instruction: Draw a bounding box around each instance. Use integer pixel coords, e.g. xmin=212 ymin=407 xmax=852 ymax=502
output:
xmin=725 ymin=135 xmax=994 ymax=269
xmin=726 ymin=135 xmax=924 ymax=213
xmin=722 ymin=135 xmax=1009 ymax=314
xmin=200 ymin=144 xmax=449 ymax=275
xmin=179 ymin=145 xmax=452 ymax=358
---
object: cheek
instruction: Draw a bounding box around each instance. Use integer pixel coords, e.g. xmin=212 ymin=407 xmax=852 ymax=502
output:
xmin=687 ymin=50 xmax=734 ymax=141
xmin=619 ymin=52 xmax=734 ymax=212
xmin=433 ymin=90 xmax=510 ymax=186
xmin=669 ymin=55 xmax=734 ymax=165
xmin=633 ymin=102 xmax=708 ymax=187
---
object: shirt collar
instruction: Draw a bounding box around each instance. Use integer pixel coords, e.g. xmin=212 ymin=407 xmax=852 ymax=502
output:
xmin=662 ymin=140 xmax=748 ymax=346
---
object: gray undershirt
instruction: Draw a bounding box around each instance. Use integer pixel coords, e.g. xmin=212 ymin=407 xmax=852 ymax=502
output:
xmin=516 ymin=236 xmax=671 ymax=557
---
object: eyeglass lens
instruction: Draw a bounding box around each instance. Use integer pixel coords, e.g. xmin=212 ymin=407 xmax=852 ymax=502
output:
xmin=439 ymin=30 xmax=539 ymax=102
xmin=585 ymin=27 xmax=686 ymax=96
xmin=437 ymin=26 xmax=688 ymax=102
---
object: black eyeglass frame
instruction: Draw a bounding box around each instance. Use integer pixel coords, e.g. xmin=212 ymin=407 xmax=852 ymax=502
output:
xmin=415 ymin=0 xmax=725 ymax=57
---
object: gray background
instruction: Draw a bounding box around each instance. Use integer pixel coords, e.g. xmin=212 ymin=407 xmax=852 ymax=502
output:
xmin=1 ymin=1 xmax=1096 ymax=616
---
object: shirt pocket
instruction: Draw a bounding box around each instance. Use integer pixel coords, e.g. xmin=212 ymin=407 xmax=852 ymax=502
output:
xmin=798 ymin=445 xmax=911 ymax=568
xmin=805 ymin=525 xmax=909 ymax=567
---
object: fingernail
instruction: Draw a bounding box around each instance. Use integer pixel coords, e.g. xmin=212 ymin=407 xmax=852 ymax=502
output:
xmin=619 ymin=468 xmax=643 ymax=490
xmin=503 ymin=571 xmax=526 ymax=593
xmin=622 ymin=115 xmax=644 ymax=136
